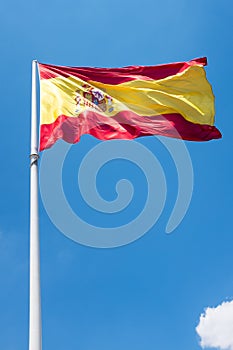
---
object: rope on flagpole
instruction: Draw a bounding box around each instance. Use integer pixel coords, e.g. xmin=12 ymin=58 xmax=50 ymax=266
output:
xmin=30 ymin=154 xmax=39 ymax=167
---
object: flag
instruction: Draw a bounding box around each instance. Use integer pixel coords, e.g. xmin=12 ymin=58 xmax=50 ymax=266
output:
xmin=38 ymin=57 xmax=221 ymax=151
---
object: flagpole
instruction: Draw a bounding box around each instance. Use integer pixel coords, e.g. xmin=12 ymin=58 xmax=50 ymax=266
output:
xmin=29 ymin=60 xmax=42 ymax=350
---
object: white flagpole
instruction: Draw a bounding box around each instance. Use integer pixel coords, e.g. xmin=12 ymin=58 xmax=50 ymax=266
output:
xmin=29 ymin=60 xmax=42 ymax=350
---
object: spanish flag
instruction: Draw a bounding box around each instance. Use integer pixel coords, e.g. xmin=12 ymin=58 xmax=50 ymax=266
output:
xmin=38 ymin=58 xmax=221 ymax=151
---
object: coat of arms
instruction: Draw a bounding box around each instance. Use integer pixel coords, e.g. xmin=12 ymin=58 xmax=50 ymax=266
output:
xmin=75 ymin=84 xmax=114 ymax=114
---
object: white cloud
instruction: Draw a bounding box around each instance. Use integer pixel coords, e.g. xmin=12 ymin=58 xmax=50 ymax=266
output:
xmin=196 ymin=300 xmax=233 ymax=350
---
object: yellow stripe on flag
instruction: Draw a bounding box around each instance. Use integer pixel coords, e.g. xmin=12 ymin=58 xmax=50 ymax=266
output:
xmin=40 ymin=65 xmax=215 ymax=126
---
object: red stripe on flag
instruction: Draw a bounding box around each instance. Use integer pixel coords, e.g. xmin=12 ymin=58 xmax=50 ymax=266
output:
xmin=39 ymin=110 xmax=221 ymax=151
xmin=38 ymin=58 xmax=207 ymax=85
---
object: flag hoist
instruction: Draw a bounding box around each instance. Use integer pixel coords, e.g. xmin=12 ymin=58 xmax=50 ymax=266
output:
xmin=29 ymin=60 xmax=42 ymax=350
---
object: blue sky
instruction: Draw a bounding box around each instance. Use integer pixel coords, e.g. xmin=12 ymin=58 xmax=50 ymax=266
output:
xmin=0 ymin=0 xmax=232 ymax=349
